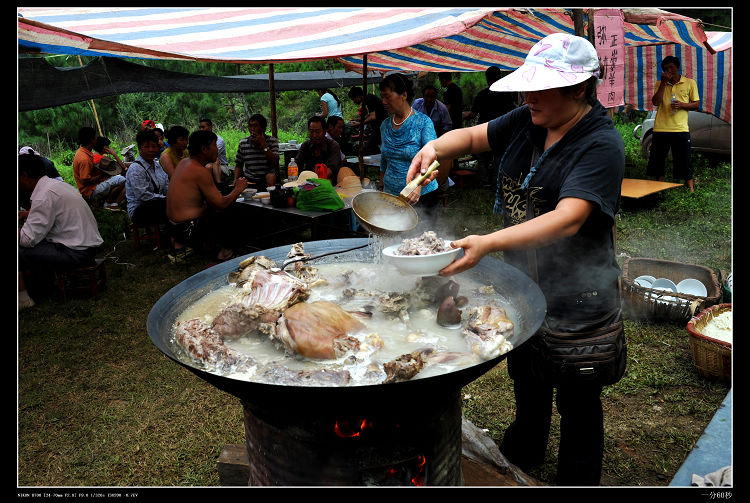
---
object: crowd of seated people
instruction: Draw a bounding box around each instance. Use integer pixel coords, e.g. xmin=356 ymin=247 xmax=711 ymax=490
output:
xmin=21 ymin=76 xmax=478 ymax=311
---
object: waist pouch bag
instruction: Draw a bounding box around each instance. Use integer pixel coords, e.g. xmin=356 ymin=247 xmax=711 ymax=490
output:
xmin=295 ymin=178 xmax=345 ymax=211
xmin=537 ymin=307 xmax=627 ymax=387
xmin=523 ymin=183 xmax=626 ymax=387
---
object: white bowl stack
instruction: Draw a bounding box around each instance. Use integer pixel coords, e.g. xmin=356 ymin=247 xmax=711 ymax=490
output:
xmin=635 ymin=275 xmax=707 ymax=306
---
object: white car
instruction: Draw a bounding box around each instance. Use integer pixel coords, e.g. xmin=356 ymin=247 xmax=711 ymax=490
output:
xmin=633 ymin=110 xmax=731 ymax=159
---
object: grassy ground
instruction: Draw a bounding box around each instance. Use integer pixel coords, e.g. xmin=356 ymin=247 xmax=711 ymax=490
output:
xmin=18 ymin=151 xmax=731 ymax=487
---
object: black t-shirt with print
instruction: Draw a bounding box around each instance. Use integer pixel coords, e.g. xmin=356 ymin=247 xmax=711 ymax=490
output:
xmin=486 ymin=103 xmax=624 ymax=315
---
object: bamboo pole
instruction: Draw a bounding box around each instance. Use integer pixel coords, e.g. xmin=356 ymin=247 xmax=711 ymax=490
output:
xmin=77 ymin=55 xmax=102 ymax=136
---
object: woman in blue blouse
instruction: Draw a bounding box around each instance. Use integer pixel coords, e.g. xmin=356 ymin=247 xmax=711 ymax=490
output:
xmin=378 ymin=73 xmax=439 ymax=208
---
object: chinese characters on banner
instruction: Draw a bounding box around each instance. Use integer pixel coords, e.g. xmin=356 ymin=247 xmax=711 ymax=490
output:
xmin=594 ymin=9 xmax=625 ymax=108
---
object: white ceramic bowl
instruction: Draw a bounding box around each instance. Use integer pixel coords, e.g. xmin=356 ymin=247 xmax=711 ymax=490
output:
xmin=634 ymin=275 xmax=656 ymax=287
xmin=650 ymin=287 xmax=679 ymax=305
xmin=651 ymin=278 xmax=677 ymax=292
xmin=382 ymin=241 xmax=461 ymax=276
xmin=243 ymin=188 xmax=257 ymax=198
xmin=255 ymin=192 xmax=271 ymax=204
xmin=676 ymin=278 xmax=708 ymax=297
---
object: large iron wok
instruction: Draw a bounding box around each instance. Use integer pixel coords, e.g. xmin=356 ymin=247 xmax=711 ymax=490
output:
xmin=147 ymin=238 xmax=546 ymax=410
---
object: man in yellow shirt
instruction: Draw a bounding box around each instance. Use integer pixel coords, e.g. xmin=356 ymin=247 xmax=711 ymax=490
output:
xmin=646 ymin=56 xmax=700 ymax=192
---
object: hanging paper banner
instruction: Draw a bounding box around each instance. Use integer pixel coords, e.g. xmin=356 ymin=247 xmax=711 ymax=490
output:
xmin=594 ymin=9 xmax=625 ymax=108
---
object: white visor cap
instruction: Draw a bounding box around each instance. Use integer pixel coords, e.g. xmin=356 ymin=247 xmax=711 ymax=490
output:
xmin=490 ymin=33 xmax=600 ymax=93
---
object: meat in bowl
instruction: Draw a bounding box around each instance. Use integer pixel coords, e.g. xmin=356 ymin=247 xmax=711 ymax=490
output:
xmin=382 ymin=231 xmax=461 ymax=276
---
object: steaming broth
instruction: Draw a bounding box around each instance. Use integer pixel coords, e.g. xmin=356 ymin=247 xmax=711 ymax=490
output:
xmin=173 ymin=262 xmax=518 ymax=384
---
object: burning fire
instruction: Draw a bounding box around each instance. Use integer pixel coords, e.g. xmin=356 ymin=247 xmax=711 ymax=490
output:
xmin=411 ymin=454 xmax=427 ymax=486
xmin=333 ymin=418 xmax=372 ymax=438
xmin=333 ymin=419 xmax=427 ymax=485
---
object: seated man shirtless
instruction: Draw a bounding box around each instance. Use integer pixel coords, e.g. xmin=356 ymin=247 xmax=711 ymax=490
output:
xmin=166 ymin=130 xmax=248 ymax=262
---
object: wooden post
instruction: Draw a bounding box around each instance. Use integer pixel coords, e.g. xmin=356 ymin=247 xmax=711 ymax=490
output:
xmin=358 ymin=54 xmax=367 ymax=180
xmin=269 ymin=63 xmax=278 ymax=139
xmin=572 ymin=9 xmax=585 ymax=36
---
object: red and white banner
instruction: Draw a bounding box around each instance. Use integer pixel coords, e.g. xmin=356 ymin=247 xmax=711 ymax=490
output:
xmin=594 ymin=9 xmax=625 ymax=108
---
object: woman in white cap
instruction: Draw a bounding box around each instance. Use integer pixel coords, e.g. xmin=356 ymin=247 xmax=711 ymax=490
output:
xmin=408 ymin=33 xmax=625 ymax=486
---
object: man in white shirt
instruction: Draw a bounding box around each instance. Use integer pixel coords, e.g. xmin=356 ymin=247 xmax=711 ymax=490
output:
xmin=18 ymin=154 xmax=103 ymax=310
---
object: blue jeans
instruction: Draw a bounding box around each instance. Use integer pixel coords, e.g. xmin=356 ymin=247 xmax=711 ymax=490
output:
xmin=91 ymin=174 xmax=126 ymax=200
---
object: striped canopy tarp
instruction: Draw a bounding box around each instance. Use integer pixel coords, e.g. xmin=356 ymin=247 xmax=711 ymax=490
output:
xmin=337 ymin=8 xmax=730 ymax=123
xmin=17 ymin=7 xmax=497 ymax=62
xmin=336 ymin=8 xmax=714 ymax=72
xmin=17 ymin=7 xmax=730 ymax=122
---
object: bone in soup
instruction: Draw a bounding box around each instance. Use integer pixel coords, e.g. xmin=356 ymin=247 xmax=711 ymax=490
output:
xmin=170 ymin=243 xmax=516 ymax=387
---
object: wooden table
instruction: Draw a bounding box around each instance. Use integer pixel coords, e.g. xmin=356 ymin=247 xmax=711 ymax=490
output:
xmin=233 ymin=196 xmax=359 ymax=250
xmin=345 ymin=155 xmax=380 ymax=180
xmin=346 ymin=154 xmax=380 ymax=167
xmin=621 ymin=178 xmax=683 ymax=199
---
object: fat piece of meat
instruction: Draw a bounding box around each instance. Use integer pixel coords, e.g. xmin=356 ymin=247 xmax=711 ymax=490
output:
xmin=174 ymin=319 xmax=257 ymax=375
xmin=212 ymin=268 xmax=310 ymax=340
xmin=258 ymin=365 xmax=351 ymax=386
xmin=228 ymin=255 xmax=278 ymax=285
xmin=382 ymin=350 xmax=427 ymax=384
xmin=462 ymin=306 xmax=514 ymax=360
xmin=275 ymin=301 xmax=365 ymax=359
xmin=211 ymin=302 xmax=279 ymax=341
xmin=437 ymin=296 xmax=463 ymax=326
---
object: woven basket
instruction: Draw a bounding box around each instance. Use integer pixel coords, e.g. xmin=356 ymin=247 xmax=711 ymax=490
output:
xmin=686 ymin=303 xmax=732 ymax=383
xmin=621 ymin=258 xmax=721 ymax=322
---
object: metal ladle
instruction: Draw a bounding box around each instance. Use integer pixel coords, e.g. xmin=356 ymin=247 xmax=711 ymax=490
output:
xmin=280 ymin=243 xmax=371 ymax=270
xmin=351 ymin=191 xmax=419 ymax=237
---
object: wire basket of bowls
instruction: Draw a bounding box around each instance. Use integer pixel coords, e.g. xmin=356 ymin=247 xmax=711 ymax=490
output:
xmin=621 ymin=258 xmax=721 ymax=322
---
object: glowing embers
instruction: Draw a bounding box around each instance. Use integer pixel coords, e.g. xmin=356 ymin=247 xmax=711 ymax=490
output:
xmin=333 ymin=418 xmax=372 ymax=438
xmin=362 ymin=454 xmax=428 ymax=486
xmin=333 ymin=417 xmax=428 ymax=486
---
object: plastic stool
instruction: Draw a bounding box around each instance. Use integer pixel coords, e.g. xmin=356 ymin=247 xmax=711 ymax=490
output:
xmin=131 ymin=222 xmax=164 ymax=251
xmin=57 ymin=258 xmax=107 ymax=302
